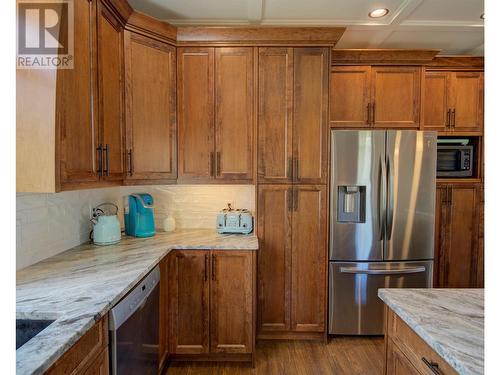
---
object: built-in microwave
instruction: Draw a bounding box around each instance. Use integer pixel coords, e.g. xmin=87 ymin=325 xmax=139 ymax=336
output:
xmin=436 ymin=144 xmax=473 ymax=177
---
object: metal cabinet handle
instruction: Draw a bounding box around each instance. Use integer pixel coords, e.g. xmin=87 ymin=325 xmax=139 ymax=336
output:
xmin=293 ymin=189 xmax=298 ymax=211
xmin=340 ymin=266 xmax=426 ymax=275
xmin=287 ymin=188 xmax=293 ymax=212
xmin=448 ymin=186 xmax=453 ymax=206
xmin=209 ymin=152 xmax=214 ymax=176
xmin=288 ymin=157 xmax=293 ymax=180
xmin=446 ymin=109 xmax=451 ymax=128
xmin=371 ymin=102 xmax=376 ymax=124
xmin=103 ymin=144 xmax=109 ymax=176
xmin=216 ymin=152 xmax=221 ymax=176
xmin=127 ymin=149 xmax=133 ymax=176
xmin=293 ymin=157 xmax=299 ymax=182
xmin=96 ymin=145 xmax=103 ymax=177
xmin=204 ymin=254 xmax=209 ymax=282
xmin=451 ymin=108 xmax=456 ymax=128
xmin=211 ymin=254 xmax=216 ymax=281
xmin=422 ymin=357 xmax=444 ymax=375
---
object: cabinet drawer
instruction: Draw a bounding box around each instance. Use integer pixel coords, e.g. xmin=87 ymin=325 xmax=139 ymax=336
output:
xmin=46 ymin=316 xmax=108 ymax=375
xmin=387 ymin=309 xmax=457 ymax=375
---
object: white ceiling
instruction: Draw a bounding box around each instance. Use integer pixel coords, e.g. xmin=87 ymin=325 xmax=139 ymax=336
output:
xmin=127 ymin=0 xmax=484 ymax=55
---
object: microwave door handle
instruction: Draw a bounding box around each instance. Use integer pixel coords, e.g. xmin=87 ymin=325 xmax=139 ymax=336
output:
xmin=339 ymin=266 xmax=426 ymax=275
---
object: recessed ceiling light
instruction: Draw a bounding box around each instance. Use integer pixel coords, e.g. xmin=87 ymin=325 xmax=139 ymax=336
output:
xmin=480 ymin=13 xmax=485 ymax=19
xmin=369 ymin=8 xmax=389 ymax=18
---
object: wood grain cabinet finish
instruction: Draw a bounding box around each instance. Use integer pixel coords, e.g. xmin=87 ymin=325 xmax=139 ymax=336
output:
xmin=371 ymin=66 xmax=421 ymax=128
xmin=210 ymin=251 xmax=254 ymax=353
xmin=329 ymin=66 xmax=371 ymax=128
xmin=434 ymin=184 xmax=481 ymax=288
xmin=422 ymin=71 xmax=483 ymax=133
xmin=258 ymin=47 xmax=329 ymax=184
xmin=57 ymin=0 xmax=99 ymax=188
xmin=168 ymin=250 xmax=255 ymax=358
xmin=159 ymin=257 xmax=169 ymax=370
xmin=385 ymin=339 xmax=421 ymax=375
xmin=178 ymin=47 xmax=254 ymax=182
xmin=97 ymin=1 xmax=125 ymax=182
xmin=257 ymin=184 xmax=327 ymax=338
xmin=169 ymin=250 xmax=210 ymax=354
xmin=124 ymin=31 xmax=177 ymax=183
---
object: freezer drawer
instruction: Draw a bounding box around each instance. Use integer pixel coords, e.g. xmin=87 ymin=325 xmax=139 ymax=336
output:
xmin=328 ymin=261 xmax=432 ymax=335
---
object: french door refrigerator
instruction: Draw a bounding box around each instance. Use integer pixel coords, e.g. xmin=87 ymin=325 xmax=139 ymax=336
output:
xmin=328 ymin=130 xmax=437 ymax=335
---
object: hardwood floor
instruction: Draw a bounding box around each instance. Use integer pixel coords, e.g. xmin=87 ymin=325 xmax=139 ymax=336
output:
xmin=165 ymin=337 xmax=385 ymax=375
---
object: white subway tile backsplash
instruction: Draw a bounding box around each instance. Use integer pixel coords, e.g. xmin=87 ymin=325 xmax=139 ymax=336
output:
xmin=16 ymin=184 xmax=255 ymax=270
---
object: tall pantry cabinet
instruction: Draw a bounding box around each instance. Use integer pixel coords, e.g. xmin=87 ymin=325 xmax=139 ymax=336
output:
xmin=257 ymin=47 xmax=329 ymax=339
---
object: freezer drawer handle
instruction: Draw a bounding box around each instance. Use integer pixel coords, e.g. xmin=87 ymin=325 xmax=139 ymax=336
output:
xmin=339 ymin=266 xmax=426 ymax=275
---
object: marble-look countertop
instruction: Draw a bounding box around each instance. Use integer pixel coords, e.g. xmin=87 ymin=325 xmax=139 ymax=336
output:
xmin=379 ymin=289 xmax=484 ymax=375
xmin=16 ymin=229 xmax=258 ymax=375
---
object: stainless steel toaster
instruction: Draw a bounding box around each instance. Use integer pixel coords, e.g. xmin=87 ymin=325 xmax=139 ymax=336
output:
xmin=216 ymin=203 xmax=253 ymax=234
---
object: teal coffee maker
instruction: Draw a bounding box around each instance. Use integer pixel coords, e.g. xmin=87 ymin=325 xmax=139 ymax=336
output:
xmin=124 ymin=194 xmax=156 ymax=237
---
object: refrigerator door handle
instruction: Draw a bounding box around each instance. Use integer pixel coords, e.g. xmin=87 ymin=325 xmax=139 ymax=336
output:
xmin=379 ymin=155 xmax=387 ymax=241
xmin=339 ymin=266 xmax=426 ymax=275
xmin=386 ymin=154 xmax=395 ymax=241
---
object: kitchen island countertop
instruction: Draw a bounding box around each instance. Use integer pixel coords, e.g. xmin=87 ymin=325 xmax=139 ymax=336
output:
xmin=378 ymin=288 xmax=484 ymax=375
xmin=16 ymin=229 xmax=258 ymax=375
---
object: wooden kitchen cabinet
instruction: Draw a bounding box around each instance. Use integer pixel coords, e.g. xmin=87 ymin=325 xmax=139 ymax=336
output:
xmin=386 ymin=339 xmax=420 ymax=375
xmin=422 ymin=71 xmax=483 ymax=133
xmin=329 ymin=66 xmax=421 ymax=129
xmin=124 ymin=31 xmax=177 ymax=184
xmin=159 ymin=257 xmax=169 ymax=370
xmin=434 ymin=184 xmax=481 ymax=288
xmin=169 ymin=250 xmax=210 ymax=354
xmin=178 ymin=47 xmax=254 ymax=183
xmin=168 ymin=249 xmax=255 ymax=360
xmin=257 ymin=47 xmax=329 ymax=184
xmin=329 ymin=66 xmax=371 ymax=128
xmin=257 ymin=184 xmax=327 ymax=339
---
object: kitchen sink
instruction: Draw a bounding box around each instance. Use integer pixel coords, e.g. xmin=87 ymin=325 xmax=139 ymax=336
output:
xmin=16 ymin=319 xmax=55 ymax=349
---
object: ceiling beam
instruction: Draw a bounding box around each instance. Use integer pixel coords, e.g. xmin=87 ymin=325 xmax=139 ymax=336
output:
xmin=247 ymin=0 xmax=263 ymax=24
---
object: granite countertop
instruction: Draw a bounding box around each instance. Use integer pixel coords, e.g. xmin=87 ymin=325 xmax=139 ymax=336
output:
xmin=16 ymin=229 xmax=258 ymax=375
xmin=378 ymin=288 xmax=484 ymax=375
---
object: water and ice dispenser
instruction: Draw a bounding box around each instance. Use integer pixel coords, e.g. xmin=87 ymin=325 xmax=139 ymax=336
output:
xmin=337 ymin=186 xmax=366 ymax=223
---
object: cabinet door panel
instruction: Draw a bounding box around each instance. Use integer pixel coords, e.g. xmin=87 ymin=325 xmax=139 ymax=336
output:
xmin=451 ymin=72 xmax=483 ymax=132
xmin=372 ymin=67 xmax=421 ymax=128
xmin=386 ymin=339 xmax=421 ymax=375
xmin=257 ymin=48 xmax=293 ymax=183
xmin=422 ymin=72 xmax=449 ymax=131
xmin=58 ymin=0 xmax=98 ymax=186
xmin=97 ymin=3 xmax=124 ymax=181
xmin=293 ymin=48 xmax=329 ymax=184
xmin=257 ymin=185 xmax=292 ymax=333
xmin=158 ymin=257 xmax=168 ymax=369
xmin=215 ymin=47 xmax=254 ymax=180
xmin=169 ymin=250 xmax=209 ymax=354
xmin=125 ymin=33 xmax=176 ymax=181
xmin=177 ymin=48 xmax=215 ymax=180
xmin=210 ymin=251 xmax=254 ymax=353
xmin=330 ymin=66 xmax=371 ymax=127
xmin=291 ymin=185 xmax=327 ymax=332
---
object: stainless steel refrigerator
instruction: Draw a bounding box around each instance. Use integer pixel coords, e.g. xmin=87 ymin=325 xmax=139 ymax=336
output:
xmin=328 ymin=130 xmax=437 ymax=335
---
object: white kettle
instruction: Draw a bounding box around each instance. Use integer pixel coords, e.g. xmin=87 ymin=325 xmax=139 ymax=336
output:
xmin=91 ymin=203 xmax=122 ymax=246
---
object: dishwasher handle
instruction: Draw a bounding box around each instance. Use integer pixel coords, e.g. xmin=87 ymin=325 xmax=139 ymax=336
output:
xmin=109 ymin=265 xmax=160 ymax=331
xmin=339 ymin=266 xmax=426 ymax=275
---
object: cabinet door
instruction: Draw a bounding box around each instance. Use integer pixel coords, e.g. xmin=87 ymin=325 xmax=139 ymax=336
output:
xmin=177 ymin=47 xmax=215 ymax=180
xmin=291 ymin=185 xmax=327 ymax=332
xmin=386 ymin=339 xmax=421 ymax=375
xmin=437 ymin=185 xmax=480 ymax=288
xmin=293 ymin=48 xmax=329 ymax=184
xmin=169 ymin=250 xmax=210 ymax=354
xmin=450 ymin=72 xmax=483 ymax=132
xmin=97 ymin=2 xmax=124 ymax=181
xmin=215 ymin=47 xmax=254 ymax=181
xmin=58 ymin=0 xmax=98 ymax=187
xmin=82 ymin=348 xmax=109 ymax=375
xmin=257 ymin=48 xmax=293 ymax=183
xmin=433 ymin=186 xmax=449 ymax=287
xmin=257 ymin=185 xmax=292 ymax=333
xmin=124 ymin=32 xmax=176 ymax=182
xmin=158 ymin=257 xmax=168 ymax=370
xmin=371 ymin=67 xmax=421 ymax=128
xmin=329 ymin=66 xmax=371 ymax=128
xmin=421 ymin=71 xmax=450 ymax=131
xmin=210 ymin=251 xmax=254 ymax=353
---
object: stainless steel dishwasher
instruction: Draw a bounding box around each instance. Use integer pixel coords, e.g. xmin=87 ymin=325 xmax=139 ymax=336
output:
xmin=109 ymin=265 xmax=160 ymax=375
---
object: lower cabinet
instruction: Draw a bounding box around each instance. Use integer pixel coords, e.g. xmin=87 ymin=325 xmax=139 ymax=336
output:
xmin=257 ymin=184 xmax=327 ymax=339
xmin=434 ymin=183 xmax=482 ymax=287
xmin=45 ymin=316 xmax=108 ymax=375
xmin=168 ymin=249 xmax=255 ymax=360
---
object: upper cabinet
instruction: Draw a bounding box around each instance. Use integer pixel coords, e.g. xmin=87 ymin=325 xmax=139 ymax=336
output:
xmin=422 ymin=71 xmax=483 ymax=133
xmin=330 ymin=66 xmax=421 ymax=129
xmin=124 ymin=31 xmax=177 ymax=184
xmin=258 ymin=47 xmax=329 ymax=184
xmin=177 ymin=47 xmax=254 ymax=183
